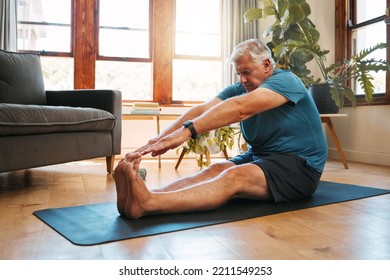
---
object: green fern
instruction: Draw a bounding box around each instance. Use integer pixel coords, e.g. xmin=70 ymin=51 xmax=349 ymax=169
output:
xmin=325 ymin=42 xmax=390 ymax=107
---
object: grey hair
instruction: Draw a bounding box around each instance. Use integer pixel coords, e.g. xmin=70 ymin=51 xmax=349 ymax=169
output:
xmin=230 ymin=39 xmax=275 ymax=67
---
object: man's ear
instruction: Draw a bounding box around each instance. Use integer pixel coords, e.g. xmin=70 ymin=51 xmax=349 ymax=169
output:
xmin=263 ymin=58 xmax=271 ymax=68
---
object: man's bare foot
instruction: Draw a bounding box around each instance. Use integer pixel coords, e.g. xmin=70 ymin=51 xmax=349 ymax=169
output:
xmin=122 ymin=154 xmax=154 ymax=219
xmin=113 ymin=161 xmax=128 ymax=215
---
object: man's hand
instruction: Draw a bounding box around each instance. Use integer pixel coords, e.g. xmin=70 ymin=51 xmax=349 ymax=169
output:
xmin=136 ymin=127 xmax=191 ymax=157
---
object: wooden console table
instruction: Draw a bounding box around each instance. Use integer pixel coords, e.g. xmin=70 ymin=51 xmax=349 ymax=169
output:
xmin=320 ymin=114 xmax=349 ymax=169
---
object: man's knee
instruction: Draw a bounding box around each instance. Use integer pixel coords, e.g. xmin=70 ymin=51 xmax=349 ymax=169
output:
xmin=206 ymin=161 xmax=235 ymax=174
xmin=219 ymin=164 xmax=266 ymax=187
xmin=218 ymin=165 xmax=247 ymax=181
xmin=219 ymin=164 xmax=271 ymax=200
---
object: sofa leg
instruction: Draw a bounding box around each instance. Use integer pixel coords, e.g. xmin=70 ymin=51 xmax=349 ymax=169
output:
xmin=106 ymin=155 xmax=115 ymax=173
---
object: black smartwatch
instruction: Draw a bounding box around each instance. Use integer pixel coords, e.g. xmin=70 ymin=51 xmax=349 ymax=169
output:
xmin=183 ymin=120 xmax=198 ymax=139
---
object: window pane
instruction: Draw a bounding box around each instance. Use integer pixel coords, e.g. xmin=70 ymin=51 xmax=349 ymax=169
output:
xmin=18 ymin=24 xmax=71 ymax=52
xmin=95 ymin=61 xmax=152 ymax=100
xmin=99 ymin=29 xmax=150 ymax=58
xmin=99 ymin=0 xmax=150 ymax=58
xmin=17 ymin=0 xmax=71 ymax=52
xmin=172 ymin=59 xmax=222 ymax=101
xmin=175 ymin=33 xmax=221 ymax=57
xmin=356 ymin=0 xmax=386 ymax=23
xmin=40 ymin=57 xmax=74 ymax=90
xmin=175 ymin=0 xmax=221 ymax=57
xmin=352 ymin=22 xmax=387 ymax=95
xmin=174 ymin=0 xmax=222 ymax=102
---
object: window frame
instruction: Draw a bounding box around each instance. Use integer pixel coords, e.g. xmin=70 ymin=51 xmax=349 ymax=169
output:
xmin=16 ymin=0 xmax=74 ymax=57
xmin=335 ymin=0 xmax=390 ymax=106
xmin=95 ymin=0 xmax=153 ymax=63
xmin=171 ymin=0 xmax=223 ymax=104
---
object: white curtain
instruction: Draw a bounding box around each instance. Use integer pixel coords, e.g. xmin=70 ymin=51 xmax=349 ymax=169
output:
xmin=222 ymin=0 xmax=259 ymax=87
xmin=0 ymin=0 xmax=17 ymax=51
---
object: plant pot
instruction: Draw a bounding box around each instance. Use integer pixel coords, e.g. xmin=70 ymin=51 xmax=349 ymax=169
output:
xmin=309 ymin=83 xmax=339 ymax=114
xmin=195 ymin=131 xmax=221 ymax=155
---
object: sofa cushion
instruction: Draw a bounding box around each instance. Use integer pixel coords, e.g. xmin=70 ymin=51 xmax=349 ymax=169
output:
xmin=0 ymin=103 xmax=116 ymax=136
xmin=0 ymin=50 xmax=46 ymax=105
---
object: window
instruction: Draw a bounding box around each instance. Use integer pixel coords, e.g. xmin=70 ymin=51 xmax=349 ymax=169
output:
xmin=17 ymin=0 xmax=72 ymax=53
xmin=15 ymin=0 xmax=225 ymax=104
xmin=336 ymin=0 xmax=390 ymax=105
xmin=351 ymin=0 xmax=387 ymax=96
xmin=17 ymin=0 xmax=73 ymax=89
xmin=98 ymin=0 xmax=150 ymax=59
xmin=96 ymin=0 xmax=152 ymax=101
xmin=173 ymin=0 xmax=222 ymax=102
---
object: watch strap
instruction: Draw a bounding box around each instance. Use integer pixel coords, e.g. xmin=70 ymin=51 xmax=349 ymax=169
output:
xmin=183 ymin=120 xmax=198 ymax=139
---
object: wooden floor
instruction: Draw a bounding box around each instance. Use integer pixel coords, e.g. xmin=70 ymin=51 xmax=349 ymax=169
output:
xmin=0 ymin=158 xmax=389 ymax=260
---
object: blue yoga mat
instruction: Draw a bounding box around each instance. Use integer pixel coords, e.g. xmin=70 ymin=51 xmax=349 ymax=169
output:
xmin=33 ymin=181 xmax=390 ymax=246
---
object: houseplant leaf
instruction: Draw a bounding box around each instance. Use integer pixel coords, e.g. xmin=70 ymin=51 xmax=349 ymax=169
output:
xmin=244 ymin=8 xmax=263 ymax=23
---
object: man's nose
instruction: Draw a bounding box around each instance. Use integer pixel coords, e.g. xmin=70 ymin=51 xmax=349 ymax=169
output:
xmin=240 ymin=75 xmax=247 ymax=84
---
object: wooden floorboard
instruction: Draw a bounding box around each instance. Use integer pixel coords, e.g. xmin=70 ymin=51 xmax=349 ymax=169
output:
xmin=0 ymin=158 xmax=389 ymax=260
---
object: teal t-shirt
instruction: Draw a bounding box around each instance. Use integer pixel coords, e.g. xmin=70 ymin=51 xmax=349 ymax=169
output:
xmin=216 ymin=68 xmax=328 ymax=172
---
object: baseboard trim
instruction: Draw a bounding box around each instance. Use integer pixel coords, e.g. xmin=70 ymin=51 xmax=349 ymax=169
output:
xmin=328 ymin=148 xmax=390 ymax=167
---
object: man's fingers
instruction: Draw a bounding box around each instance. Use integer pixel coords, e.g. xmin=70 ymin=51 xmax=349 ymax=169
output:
xmin=125 ymin=152 xmax=142 ymax=161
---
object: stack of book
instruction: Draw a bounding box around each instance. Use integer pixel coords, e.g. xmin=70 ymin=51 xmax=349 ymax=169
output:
xmin=130 ymin=102 xmax=160 ymax=115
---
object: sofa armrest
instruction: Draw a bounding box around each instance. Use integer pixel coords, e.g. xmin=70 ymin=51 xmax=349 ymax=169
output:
xmin=46 ymin=89 xmax=122 ymax=155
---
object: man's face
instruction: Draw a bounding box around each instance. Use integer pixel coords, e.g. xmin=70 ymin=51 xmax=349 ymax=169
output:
xmin=234 ymin=54 xmax=271 ymax=92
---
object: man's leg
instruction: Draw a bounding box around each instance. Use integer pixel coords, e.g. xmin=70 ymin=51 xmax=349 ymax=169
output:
xmin=116 ymin=152 xmax=273 ymax=219
xmin=154 ymin=160 xmax=235 ymax=192
xmin=114 ymin=153 xmax=231 ymax=215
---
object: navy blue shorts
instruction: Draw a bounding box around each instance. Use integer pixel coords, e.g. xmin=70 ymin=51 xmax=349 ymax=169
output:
xmin=230 ymin=152 xmax=322 ymax=203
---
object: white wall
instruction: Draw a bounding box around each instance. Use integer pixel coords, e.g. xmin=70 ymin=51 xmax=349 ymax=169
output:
xmin=307 ymin=0 xmax=335 ymax=79
xmin=331 ymin=106 xmax=390 ymax=166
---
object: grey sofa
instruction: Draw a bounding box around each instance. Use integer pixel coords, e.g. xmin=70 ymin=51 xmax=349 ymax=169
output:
xmin=0 ymin=49 xmax=121 ymax=173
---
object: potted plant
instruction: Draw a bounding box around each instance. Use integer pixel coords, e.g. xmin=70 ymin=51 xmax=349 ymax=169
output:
xmin=244 ymin=0 xmax=390 ymax=112
xmin=244 ymin=0 xmax=320 ymax=86
xmin=176 ymin=126 xmax=236 ymax=168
